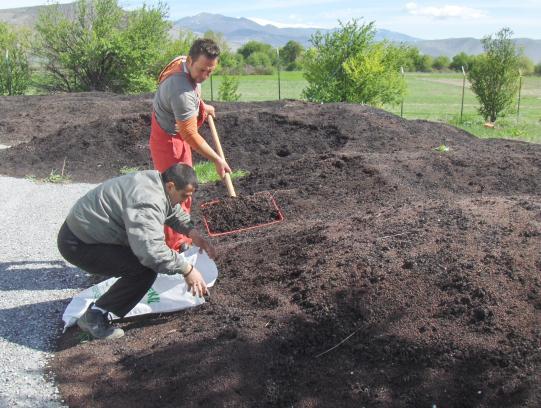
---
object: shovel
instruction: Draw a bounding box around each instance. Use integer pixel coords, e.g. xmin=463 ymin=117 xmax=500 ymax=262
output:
xmin=207 ymin=115 xmax=236 ymax=198
xmin=200 ymin=115 xmax=284 ymax=237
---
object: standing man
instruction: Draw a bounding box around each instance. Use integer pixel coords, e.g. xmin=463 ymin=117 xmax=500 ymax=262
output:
xmin=151 ymin=38 xmax=231 ymax=252
xmin=57 ymin=164 xmax=215 ymax=340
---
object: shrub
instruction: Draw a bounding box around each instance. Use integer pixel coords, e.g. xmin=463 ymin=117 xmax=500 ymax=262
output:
xmin=467 ymin=27 xmax=521 ymax=122
xmin=34 ymin=0 xmax=171 ymax=93
xmin=302 ymin=19 xmax=406 ymax=106
xmin=218 ymin=75 xmax=241 ymax=101
xmin=0 ymin=22 xmax=31 ymax=95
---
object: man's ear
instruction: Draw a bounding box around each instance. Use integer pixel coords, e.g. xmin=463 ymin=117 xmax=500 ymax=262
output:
xmin=166 ymin=181 xmax=176 ymax=192
xmin=186 ymin=55 xmax=192 ymax=66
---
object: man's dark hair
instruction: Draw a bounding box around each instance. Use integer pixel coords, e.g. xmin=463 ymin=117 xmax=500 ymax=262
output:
xmin=162 ymin=164 xmax=198 ymax=190
xmin=189 ymin=38 xmax=220 ymax=61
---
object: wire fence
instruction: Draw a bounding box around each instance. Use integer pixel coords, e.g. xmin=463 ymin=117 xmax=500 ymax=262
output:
xmin=201 ymin=68 xmax=540 ymax=132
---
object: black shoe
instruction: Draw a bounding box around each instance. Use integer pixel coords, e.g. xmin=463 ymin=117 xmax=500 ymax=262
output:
xmin=77 ymin=304 xmax=124 ymax=340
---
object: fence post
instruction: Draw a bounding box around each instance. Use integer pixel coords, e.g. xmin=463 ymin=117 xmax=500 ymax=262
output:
xmin=460 ymin=66 xmax=466 ymax=123
xmin=400 ymin=66 xmax=404 ymax=118
xmin=517 ymin=69 xmax=522 ymax=123
xmin=277 ymin=48 xmax=281 ymax=100
xmin=210 ymin=75 xmax=214 ymax=102
xmin=5 ymin=49 xmax=12 ymax=96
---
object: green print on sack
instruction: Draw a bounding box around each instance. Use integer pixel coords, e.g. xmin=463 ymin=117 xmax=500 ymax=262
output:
xmin=146 ymin=288 xmax=160 ymax=304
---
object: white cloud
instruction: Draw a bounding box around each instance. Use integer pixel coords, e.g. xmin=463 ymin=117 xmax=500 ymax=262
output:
xmin=405 ymin=2 xmax=487 ymax=19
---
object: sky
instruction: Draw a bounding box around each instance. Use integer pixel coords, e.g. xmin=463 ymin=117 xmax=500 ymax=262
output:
xmin=3 ymin=0 xmax=541 ymax=40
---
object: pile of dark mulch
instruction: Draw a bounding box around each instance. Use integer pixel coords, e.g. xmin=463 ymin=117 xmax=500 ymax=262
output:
xmin=2 ymin=94 xmax=539 ymax=407
xmin=200 ymin=193 xmax=283 ymax=235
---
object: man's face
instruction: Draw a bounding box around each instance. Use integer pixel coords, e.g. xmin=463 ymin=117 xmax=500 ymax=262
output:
xmin=166 ymin=182 xmax=195 ymax=207
xmin=186 ymin=55 xmax=218 ymax=83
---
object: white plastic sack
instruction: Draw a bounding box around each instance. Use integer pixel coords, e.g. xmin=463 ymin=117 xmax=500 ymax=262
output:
xmin=62 ymin=246 xmax=218 ymax=331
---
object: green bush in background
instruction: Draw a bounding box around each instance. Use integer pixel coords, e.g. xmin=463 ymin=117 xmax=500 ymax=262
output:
xmin=0 ymin=22 xmax=31 ymax=95
xmin=34 ymin=0 xmax=170 ymax=93
xmin=302 ymin=19 xmax=406 ymax=106
xmin=467 ymin=27 xmax=521 ymax=123
xmin=218 ymin=75 xmax=241 ymax=101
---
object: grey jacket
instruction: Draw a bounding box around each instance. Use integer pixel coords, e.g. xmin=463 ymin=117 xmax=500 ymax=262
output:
xmin=66 ymin=170 xmax=194 ymax=275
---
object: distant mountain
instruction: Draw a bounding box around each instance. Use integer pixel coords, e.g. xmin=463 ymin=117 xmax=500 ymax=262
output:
xmin=0 ymin=2 xmax=77 ymax=27
xmin=1 ymin=5 xmax=540 ymax=62
xmin=375 ymin=29 xmax=421 ymax=43
xmin=173 ymin=13 xmax=422 ymax=49
xmin=173 ymin=13 xmax=541 ymax=62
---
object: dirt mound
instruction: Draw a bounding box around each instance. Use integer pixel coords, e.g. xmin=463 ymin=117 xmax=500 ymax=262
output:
xmin=1 ymin=94 xmax=539 ymax=407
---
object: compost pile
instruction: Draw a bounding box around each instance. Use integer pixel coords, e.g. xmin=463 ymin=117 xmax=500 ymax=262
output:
xmin=1 ymin=94 xmax=540 ymax=407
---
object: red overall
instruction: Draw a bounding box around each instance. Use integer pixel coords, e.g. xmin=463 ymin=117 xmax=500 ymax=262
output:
xmin=150 ymin=56 xmax=206 ymax=251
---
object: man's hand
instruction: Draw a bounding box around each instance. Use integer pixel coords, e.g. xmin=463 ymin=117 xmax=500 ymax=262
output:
xmin=184 ymin=266 xmax=208 ymax=297
xmin=204 ymin=103 xmax=216 ymax=118
xmin=214 ymin=157 xmax=232 ymax=178
xmin=189 ymin=230 xmax=216 ymax=259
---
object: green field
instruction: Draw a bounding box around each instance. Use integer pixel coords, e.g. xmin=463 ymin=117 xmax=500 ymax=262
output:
xmin=201 ymin=71 xmax=306 ymax=102
xmin=202 ymin=72 xmax=541 ymax=143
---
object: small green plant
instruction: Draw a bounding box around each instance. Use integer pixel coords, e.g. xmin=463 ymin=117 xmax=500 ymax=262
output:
xmin=194 ymin=161 xmax=248 ymax=184
xmin=42 ymin=169 xmax=70 ymax=183
xmin=24 ymin=174 xmax=37 ymax=182
xmin=119 ymin=166 xmax=140 ymax=175
xmin=218 ymin=75 xmax=241 ymax=101
xmin=508 ymin=126 xmax=526 ymax=137
xmin=433 ymin=144 xmax=450 ymax=152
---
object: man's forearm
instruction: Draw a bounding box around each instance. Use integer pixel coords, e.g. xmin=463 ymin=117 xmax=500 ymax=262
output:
xmin=192 ymin=140 xmax=222 ymax=163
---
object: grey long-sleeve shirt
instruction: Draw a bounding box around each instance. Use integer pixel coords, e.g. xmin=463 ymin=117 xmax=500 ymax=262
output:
xmin=65 ymin=170 xmax=194 ymax=275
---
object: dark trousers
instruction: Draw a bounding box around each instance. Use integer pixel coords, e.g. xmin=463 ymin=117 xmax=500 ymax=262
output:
xmin=57 ymin=222 xmax=157 ymax=317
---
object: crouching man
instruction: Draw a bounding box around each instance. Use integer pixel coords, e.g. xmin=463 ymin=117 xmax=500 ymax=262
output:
xmin=57 ymin=163 xmax=214 ymax=340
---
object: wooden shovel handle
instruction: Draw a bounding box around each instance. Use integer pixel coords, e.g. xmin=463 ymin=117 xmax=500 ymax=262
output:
xmin=207 ymin=115 xmax=236 ymax=197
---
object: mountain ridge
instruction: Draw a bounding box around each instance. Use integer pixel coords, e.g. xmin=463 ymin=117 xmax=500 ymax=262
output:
xmin=1 ymin=5 xmax=540 ymax=62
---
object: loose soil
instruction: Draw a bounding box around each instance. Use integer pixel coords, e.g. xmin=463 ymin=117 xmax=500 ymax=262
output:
xmin=1 ymin=94 xmax=540 ymax=407
xmin=200 ymin=193 xmax=283 ymax=235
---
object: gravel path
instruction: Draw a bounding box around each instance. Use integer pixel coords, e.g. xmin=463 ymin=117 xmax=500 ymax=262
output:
xmin=0 ymin=176 xmax=96 ymax=407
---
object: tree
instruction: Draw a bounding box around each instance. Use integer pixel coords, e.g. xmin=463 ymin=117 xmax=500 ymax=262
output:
xmin=204 ymin=30 xmax=230 ymax=53
xmin=0 ymin=22 xmax=31 ymax=95
xmin=246 ymin=51 xmax=273 ymax=74
xmin=218 ymin=75 xmax=241 ymax=101
xmin=202 ymin=30 xmax=243 ymax=74
xmin=34 ymin=0 xmax=171 ymax=93
xmin=416 ymin=54 xmax=433 ymax=72
xmin=218 ymin=52 xmax=244 ymax=74
xmin=152 ymin=29 xmax=197 ymax=78
xmin=535 ymin=63 xmax=541 ymax=76
xmin=517 ymin=55 xmax=534 ymax=76
xmin=467 ymin=28 xmax=521 ymax=123
xmin=121 ymin=2 xmax=172 ymax=92
xmin=400 ymin=46 xmax=433 ymax=72
xmin=302 ymin=19 xmax=406 ymax=105
xmin=432 ymin=55 xmax=450 ymax=71
xmin=449 ymin=52 xmax=474 ymax=72
xmin=237 ymin=41 xmax=276 ymax=63
xmin=279 ymin=40 xmax=304 ymax=71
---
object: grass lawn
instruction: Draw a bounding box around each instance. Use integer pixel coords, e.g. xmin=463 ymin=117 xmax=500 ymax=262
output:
xmin=201 ymin=71 xmax=307 ymax=102
xmin=202 ymin=71 xmax=541 ymax=143
xmin=385 ymin=73 xmax=541 ymax=144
